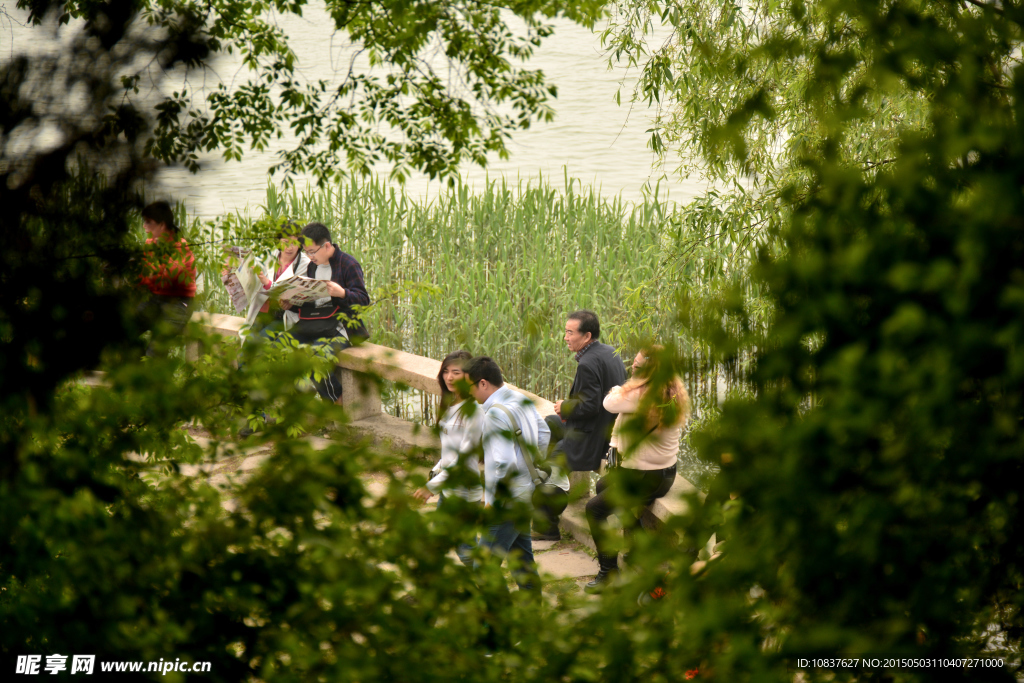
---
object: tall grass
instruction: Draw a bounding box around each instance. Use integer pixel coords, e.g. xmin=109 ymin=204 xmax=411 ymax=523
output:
xmin=258 ymin=175 xmax=668 ymax=405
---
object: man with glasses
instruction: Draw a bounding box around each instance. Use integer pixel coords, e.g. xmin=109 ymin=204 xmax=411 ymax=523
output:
xmin=284 ymin=221 xmax=370 ymax=403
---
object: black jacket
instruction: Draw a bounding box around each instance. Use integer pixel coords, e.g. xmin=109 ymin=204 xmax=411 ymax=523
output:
xmin=560 ymin=342 xmax=627 ymax=471
xmin=298 ymin=248 xmax=370 ymax=341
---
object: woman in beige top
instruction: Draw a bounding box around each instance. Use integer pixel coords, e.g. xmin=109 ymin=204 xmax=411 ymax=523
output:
xmin=583 ymin=346 xmax=690 ymax=593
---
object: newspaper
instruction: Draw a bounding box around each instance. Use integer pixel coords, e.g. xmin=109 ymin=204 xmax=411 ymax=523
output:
xmin=267 ymin=274 xmax=334 ymax=306
xmin=220 ymin=249 xmax=260 ymax=313
xmin=220 ymin=246 xmax=334 ymax=310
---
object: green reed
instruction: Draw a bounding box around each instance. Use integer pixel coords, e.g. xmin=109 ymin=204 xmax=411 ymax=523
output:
xmin=260 ymin=175 xmax=660 ymax=411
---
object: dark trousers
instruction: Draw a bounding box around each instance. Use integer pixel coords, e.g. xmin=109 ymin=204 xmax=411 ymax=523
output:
xmin=459 ymin=517 xmax=540 ymax=594
xmin=585 ymin=466 xmax=676 ymax=571
xmin=531 ymin=485 xmax=568 ymax=536
xmin=533 ymin=414 xmax=575 ymax=533
xmin=289 ymin=327 xmax=350 ymax=402
xmin=253 ymin=322 xmax=350 ymax=402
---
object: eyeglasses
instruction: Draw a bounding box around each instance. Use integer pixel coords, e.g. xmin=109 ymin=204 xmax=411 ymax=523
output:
xmin=304 ymin=242 xmax=327 ymax=257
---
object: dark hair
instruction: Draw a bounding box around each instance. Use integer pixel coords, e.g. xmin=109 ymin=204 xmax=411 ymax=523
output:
xmin=274 ymin=218 xmax=304 ymax=242
xmin=438 ymin=350 xmax=473 ymax=416
xmin=301 ymin=221 xmax=331 ymax=246
xmin=466 ymin=356 xmax=504 ymax=388
xmin=567 ymin=309 xmax=600 ymax=340
xmin=141 ymin=201 xmax=178 ymax=235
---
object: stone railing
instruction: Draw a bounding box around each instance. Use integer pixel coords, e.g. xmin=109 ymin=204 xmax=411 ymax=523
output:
xmin=193 ymin=312 xmax=552 ymax=421
xmin=192 ymin=312 xmax=701 ymax=543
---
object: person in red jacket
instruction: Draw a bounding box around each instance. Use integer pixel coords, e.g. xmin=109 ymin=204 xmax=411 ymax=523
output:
xmin=138 ymin=201 xmax=196 ymax=352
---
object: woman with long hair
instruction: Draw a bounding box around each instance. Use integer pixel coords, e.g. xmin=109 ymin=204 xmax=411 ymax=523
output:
xmin=413 ymin=350 xmax=482 ymax=505
xmin=583 ymin=345 xmax=690 ymax=593
xmin=233 ymin=220 xmax=312 ymax=437
xmin=241 ymin=220 xmax=310 ymax=342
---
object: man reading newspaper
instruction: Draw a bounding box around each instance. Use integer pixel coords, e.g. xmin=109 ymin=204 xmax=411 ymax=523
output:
xmin=275 ymin=222 xmax=371 ymax=403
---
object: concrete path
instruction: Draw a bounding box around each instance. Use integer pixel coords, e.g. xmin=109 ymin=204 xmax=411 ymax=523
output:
xmin=161 ymin=431 xmax=606 ymax=599
xmin=416 ymin=492 xmax=601 ymax=599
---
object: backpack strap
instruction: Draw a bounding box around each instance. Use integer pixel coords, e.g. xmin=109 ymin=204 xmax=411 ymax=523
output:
xmin=492 ymin=404 xmax=548 ymax=486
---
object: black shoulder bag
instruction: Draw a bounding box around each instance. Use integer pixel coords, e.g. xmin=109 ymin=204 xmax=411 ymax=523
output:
xmin=296 ymin=261 xmax=342 ymax=336
xmin=605 ymin=422 xmax=658 ymax=470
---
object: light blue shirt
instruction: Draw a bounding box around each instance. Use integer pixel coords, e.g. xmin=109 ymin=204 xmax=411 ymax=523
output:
xmin=464 ymin=385 xmax=551 ymax=506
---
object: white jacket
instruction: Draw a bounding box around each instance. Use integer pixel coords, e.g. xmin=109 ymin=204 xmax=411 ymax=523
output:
xmin=427 ymin=400 xmax=483 ymax=501
xmin=241 ymin=250 xmax=311 ymax=341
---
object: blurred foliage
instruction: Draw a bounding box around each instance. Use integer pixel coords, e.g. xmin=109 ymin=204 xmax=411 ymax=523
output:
xmin=1 ymin=323 xmax=577 ymax=680
xmin=601 ymin=0 xmax=936 ymax=379
xmin=10 ymin=0 xmax=606 ymax=184
xmin=600 ymin=0 xmax=1024 ymax=678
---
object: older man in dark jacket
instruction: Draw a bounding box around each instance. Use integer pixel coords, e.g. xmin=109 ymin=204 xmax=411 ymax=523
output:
xmin=535 ymin=310 xmax=626 ymax=540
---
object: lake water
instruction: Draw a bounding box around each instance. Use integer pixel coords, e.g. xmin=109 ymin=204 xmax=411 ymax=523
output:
xmin=2 ymin=3 xmax=707 ymax=218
